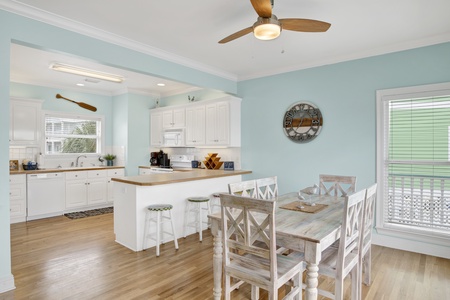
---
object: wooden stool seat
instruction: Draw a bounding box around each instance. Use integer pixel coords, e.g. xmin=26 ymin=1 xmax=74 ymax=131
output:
xmin=184 ymin=196 xmax=211 ymax=242
xmin=143 ymin=204 xmax=178 ymax=256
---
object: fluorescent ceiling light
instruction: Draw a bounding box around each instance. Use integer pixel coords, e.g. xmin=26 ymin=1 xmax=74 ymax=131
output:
xmin=157 ymin=83 xmax=166 ymax=87
xmin=49 ymin=63 xmax=124 ymax=83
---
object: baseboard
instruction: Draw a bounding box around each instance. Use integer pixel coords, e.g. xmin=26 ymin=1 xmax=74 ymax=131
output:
xmin=372 ymin=232 xmax=450 ymax=259
xmin=0 ymin=274 xmax=15 ymax=294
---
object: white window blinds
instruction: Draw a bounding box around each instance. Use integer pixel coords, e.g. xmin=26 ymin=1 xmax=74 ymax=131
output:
xmin=377 ymin=83 xmax=450 ymax=237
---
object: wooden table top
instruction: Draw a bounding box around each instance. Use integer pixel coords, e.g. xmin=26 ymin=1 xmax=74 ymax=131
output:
xmin=111 ymin=169 xmax=252 ymax=186
xmin=209 ymin=192 xmax=344 ymax=244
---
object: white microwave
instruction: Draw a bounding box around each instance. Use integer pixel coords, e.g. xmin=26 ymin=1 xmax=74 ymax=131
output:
xmin=163 ymin=129 xmax=185 ymax=147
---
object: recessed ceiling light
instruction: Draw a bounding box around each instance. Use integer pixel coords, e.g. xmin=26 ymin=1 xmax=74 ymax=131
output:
xmin=157 ymin=83 xmax=165 ymax=87
xmin=76 ymin=83 xmax=85 ymax=86
xmin=49 ymin=62 xmax=124 ymax=83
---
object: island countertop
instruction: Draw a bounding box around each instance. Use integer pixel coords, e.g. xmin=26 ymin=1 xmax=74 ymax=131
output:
xmin=111 ymin=169 xmax=251 ymax=186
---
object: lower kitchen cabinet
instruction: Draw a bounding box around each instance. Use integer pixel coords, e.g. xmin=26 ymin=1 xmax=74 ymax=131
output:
xmin=65 ymin=170 xmax=107 ymax=210
xmin=107 ymin=168 xmax=125 ymax=203
xmin=9 ymin=174 xmax=26 ymax=223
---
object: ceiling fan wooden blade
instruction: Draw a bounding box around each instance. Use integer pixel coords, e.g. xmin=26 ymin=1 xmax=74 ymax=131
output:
xmin=250 ymin=0 xmax=272 ymax=18
xmin=56 ymin=94 xmax=97 ymax=112
xmin=218 ymin=27 xmax=253 ymax=44
xmin=280 ymin=18 xmax=331 ymax=32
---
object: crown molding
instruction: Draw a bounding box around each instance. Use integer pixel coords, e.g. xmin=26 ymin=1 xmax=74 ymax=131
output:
xmin=238 ymin=33 xmax=450 ymax=81
xmin=0 ymin=1 xmax=237 ymax=82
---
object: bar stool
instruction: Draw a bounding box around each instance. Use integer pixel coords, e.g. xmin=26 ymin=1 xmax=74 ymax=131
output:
xmin=183 ymin=196 xmax=210 ymax=242
xmin=210 ymin=193 xmax=222 ymax=214
xmin=143 ymin=204 xmax=179 ymax=256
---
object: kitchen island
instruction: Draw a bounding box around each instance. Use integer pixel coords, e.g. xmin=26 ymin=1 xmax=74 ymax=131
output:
xmin=112 ymin=169 xmax=251 ymax=251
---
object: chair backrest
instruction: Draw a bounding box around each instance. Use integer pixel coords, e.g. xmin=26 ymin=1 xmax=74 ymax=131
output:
xmin=336 ymin=188 xmax=366 ymax=273
xmin=255 ymin=176 xmax=278 ymax=199
xmin=319 ymin=174 xmax=357 ymax=197
xmin=361 ymin=183 xmax=377 ymax=255
xmin=228 ymin=180 xmax=257 ymax=198
xmin=220 ymin=193 xmax=277 ymax=283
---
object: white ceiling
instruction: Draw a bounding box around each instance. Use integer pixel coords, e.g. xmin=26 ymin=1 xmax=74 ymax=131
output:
xmin=4 ymin=0 xmax=450 ymax=95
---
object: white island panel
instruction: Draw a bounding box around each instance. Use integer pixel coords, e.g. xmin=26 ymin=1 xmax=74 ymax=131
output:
xmin=114 ymin=175 xmax=242 ymax=251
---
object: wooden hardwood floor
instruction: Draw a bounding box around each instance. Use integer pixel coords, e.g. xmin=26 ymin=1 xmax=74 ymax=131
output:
xmin=2 ymin=213 xmax=450 ymax=300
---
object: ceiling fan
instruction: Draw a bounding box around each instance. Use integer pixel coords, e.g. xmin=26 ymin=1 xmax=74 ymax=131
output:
xmin=218 ymin=0 xmax=331 ymax=44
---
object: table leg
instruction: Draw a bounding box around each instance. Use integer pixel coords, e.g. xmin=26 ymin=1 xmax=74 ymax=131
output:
xmin=305 ymin=263 xmax=319 ymax=300
xmin=213 ymin=228 xmax=223 ymax=300
xmin=304 ymin=241 xmax=320 ymax=300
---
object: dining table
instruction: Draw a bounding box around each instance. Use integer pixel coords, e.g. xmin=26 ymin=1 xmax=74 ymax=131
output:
xmin=208 ymin=192 xmax=345 ymax=300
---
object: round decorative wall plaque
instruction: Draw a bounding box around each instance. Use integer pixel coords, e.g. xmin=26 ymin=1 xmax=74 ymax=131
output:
xmin=283 ymin=102 xmax=323 ymax=143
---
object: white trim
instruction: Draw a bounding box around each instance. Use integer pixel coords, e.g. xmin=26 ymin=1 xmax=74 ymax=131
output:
xmin=0 ymin=1 xmax=237 ymax=82
xmin=2 ymin=1 xmax=450 ymax=82
xmin=376 ymin=82 xmax=450 ymax=255
xmin=372 ymin=231 xmax=450 ymax=259
xmin=0 ymin=274 xmax=15 ymax=294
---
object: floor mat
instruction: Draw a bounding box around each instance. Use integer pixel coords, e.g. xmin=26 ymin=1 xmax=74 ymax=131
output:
xmin=64 ymin=207 xmax=113 ymax=219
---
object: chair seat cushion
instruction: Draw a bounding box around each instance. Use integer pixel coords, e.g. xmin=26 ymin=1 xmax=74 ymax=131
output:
xmin=147 ymin=204 xmax=173 ymax=211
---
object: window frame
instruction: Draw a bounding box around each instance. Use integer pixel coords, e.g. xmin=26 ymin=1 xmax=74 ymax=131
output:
xmin=42 ymin=110 xmax=105 ymax=157
xmin=376 ymin=82 xmax=450 ymax=244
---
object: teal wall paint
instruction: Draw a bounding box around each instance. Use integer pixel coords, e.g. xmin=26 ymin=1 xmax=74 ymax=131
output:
xmin=0 ymin=8 xmax=235 ymax=284
xmin=10 ymin=83 xmax=114 ymax=146
xmin=0 ymin=30 xmax=12 ymax=285
xmin=127 ymin=93 xmax=154 ymax=176
xmin=112 ymin=93 xmax=128 ymax=169
xmin=238 ymin=42 xmax=450 ymax=195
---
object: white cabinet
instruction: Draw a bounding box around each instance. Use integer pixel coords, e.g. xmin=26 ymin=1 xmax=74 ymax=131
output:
xmin=107 ymin=168 xmax=125 ymax=203
xmin=9 ymin=174 xmax=26 ymax=223
xmin=162 ymin=108 xmax=185 ymax=128
xmin=10 ymin=97 xmax=43 ymax=145
xmin=185 ymin=105 xmax=205 ymax=146
xmin=150 ymin=112 xmax=163 ymax=146
xmin=65 ymin=170 xmax=107 ymax=209
xmin=205 ymin=101 xmax=230 ymax=146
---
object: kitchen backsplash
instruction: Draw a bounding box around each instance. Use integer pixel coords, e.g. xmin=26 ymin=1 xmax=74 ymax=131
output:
xmin=10 ymin=146 xmax=125 ymax=170
xmin=150 ymin=147 xmax=242 ymax=170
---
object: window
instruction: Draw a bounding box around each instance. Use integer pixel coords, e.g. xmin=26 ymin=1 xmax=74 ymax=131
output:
xmin=44 ymin=113 xmax=103 ymax=155
xmin=376 ymin=82 xmax=450 ymax=240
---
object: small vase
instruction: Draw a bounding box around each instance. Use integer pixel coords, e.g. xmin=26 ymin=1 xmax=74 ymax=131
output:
xmin=107 ymin=160 xmax=113 ymax=166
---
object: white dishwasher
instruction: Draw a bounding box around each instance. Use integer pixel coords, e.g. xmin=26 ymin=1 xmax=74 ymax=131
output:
xmin=27 ymin=172 xmax=66 ymax=221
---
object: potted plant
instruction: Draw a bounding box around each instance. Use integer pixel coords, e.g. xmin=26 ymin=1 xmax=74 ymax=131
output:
xmin=103 ymin=154 xmax=116 ymax=166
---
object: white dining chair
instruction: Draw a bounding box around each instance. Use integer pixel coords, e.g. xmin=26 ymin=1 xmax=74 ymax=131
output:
xmin=319 ymin=174 xmax=357 ymax=197
xmin=228 ymin=180 xmax=258 ymax=198
xmin=256 ymin=176 xmax=278 ymax=199
xmin=316 ymin=188 xmax=366 ymax=300
xmin=360 ymin=183 xmax=377 ymax=288
xmin=220 ymin=193 xmax=305 ymax=300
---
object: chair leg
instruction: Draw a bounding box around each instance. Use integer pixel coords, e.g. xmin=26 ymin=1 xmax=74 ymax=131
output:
xmin=350 ymin=264 xmax=359 ymax=300
xmin=183 ymin=201 xmax=190 ymax=238
xmin=198 ymin=202 xmax=203 ymax=242
xmin=251 ymin=285 xmax=259 ymax=300
xmin=224 ymin=274 xmax=231 ymax=300
xmin=335 ymin=274 xmax=345 ymax=300
xmin=155 ymin=211 xmax=161 ymax=256
xmin=142 ymin=210 xmax=149 ymax=250
xmin=169 ymin=210 xmax=179 ymax=250
xmin=363 ymin=249 xmax=372 ymax=286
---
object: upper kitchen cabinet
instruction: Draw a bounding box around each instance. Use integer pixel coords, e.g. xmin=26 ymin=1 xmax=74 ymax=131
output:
xmin=10 ymin=97 xmax=44 ymax=146
xmin=204 ymin=96 xmax=241 ymax=147
xmin=150 ymin=111 xmax=163 ymax=147
xmin=162 ymin=108 xmax=185 ymax=129
xmin=185 ymin=105 xmax=206 ymax=146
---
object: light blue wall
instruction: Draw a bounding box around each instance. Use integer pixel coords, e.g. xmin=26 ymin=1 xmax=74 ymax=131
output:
xmin=127 ymin=93 xmax=154 ymax=176
xmin=238 ymin=42 xmax=450 ymax=194
xmin=162 ymin=89 xmax=230 ymax=106
xmin=0 ymin=8 xmax=235 ymax=288
xmin=10 ymin=83 xmax=114 ymax=145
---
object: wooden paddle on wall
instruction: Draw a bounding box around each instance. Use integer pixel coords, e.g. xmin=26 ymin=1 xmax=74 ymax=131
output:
xmin=56 ymin=94 xmax=97 ymax=112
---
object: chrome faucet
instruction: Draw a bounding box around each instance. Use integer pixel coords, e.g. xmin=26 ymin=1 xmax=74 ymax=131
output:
xmin=76 ymin=155 xmax=87 ymax=167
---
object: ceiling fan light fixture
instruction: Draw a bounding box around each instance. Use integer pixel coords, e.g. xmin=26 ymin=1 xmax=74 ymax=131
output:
xmin=253 ymin=16 xmax=281 ymax=41
xmin=49 ymin=63 xmax=124 ymax=83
